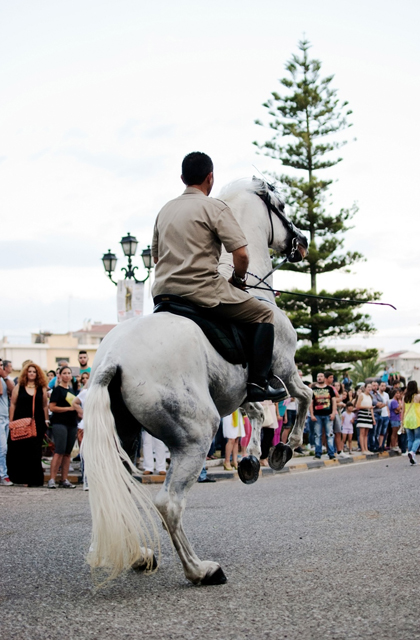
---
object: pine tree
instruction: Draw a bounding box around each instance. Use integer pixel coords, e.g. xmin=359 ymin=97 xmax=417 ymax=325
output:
xmin=254 ymin=38 xmax=379 ymax=376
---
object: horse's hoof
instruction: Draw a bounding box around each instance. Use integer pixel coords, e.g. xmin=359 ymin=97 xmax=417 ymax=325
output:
xmin=268 ymin=443 xmax=293 ymax=471
xmin=132 ymin=554 xmax=158 ymax=572
xmin=237 ymin=455 xmax=260 ymax=484
xmin=201 ymin=566 xmax=227 ymax=585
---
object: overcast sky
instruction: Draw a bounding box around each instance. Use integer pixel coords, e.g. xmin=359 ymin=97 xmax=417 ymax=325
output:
xmin=1 ymin=0 xmax=419 ymax=354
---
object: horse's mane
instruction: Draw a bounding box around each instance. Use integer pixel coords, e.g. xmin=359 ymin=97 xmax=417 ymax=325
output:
xmin=218 ymin=177 xmax=285 ymax=212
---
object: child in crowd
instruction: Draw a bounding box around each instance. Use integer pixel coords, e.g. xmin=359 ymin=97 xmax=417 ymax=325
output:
xmin=341 ymin=402 xmax=356 ymax=453
xmin=389 ymin=389 xmax=402 ymax=451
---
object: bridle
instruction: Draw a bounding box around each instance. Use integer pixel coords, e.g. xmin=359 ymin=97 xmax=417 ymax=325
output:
xmin=240 ymin=178 xmax=303 ymax=297
xmin=253 ymin=178 xmax=305 ymax=262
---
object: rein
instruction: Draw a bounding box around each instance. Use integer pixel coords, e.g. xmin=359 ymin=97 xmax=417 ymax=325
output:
xmin=245 ymin=270 xmax=397 ymax=310
xmin=250 ymin=284 xmax=397 ymax=310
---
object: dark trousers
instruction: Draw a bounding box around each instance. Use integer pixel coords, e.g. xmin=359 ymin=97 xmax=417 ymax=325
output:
xmin=261 ymin=427 xmax=274 ymax=460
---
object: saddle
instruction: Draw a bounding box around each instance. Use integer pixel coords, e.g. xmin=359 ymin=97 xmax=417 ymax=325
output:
xmin=153 ymin=294 xmax=251 ymax=367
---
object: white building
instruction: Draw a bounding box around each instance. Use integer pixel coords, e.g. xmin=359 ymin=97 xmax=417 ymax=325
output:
xmin=380 ymin=350 xmax=420 ymax=383
xmin=0 ymin=321 xmax=116 ymax=375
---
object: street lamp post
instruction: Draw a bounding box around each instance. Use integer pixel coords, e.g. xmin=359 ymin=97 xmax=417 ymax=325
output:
xmin=102 ymin=233 xmax=154 ymax=285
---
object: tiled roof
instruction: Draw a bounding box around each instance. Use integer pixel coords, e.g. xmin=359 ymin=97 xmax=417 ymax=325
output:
xmin=384 ymin=351 xmax=420 ymax=360
xmin=385 ymin=351 xmax=405 ymax=359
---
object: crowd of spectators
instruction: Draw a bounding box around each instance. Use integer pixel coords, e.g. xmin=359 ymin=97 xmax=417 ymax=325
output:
xmin=1 ymin=355 xmax=420 ymax=489
xmin=260 ymin=369 xmax=420 ymax=464
xmin=219 ymin=368 xmax=420 ymax=470
xmin=0 ymin=351 xmax=91 ymax=488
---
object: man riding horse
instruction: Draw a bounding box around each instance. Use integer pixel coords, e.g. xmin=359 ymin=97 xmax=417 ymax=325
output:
xmin=151 ymin=151 xmax=288 ymax=403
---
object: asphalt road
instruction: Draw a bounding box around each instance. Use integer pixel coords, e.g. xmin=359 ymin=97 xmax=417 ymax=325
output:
xmin=1 ymin=456 xmax=419 ymax=640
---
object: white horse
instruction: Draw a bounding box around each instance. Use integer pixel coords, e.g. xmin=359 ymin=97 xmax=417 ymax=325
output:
xmin=83 ymin=178 xmax=312 ymax=586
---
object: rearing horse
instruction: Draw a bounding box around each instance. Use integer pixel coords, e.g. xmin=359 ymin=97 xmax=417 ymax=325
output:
xmin=83 ymin=178 xmax=312 ymax=585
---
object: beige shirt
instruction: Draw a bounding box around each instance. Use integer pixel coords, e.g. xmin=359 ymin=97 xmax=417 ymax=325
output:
xmin=152 ymin=187 xmax=249 ymax=307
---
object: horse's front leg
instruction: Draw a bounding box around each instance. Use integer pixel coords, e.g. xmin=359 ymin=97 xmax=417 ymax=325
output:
xmin=242 ymin=401 xmax=264 ymax=458
xmin=286 ymin=372 xmax=313 ymax=450
xmin=154 ymin=417 xmax=227 ymax=586
xmin=235 ymin=402 xmax=264 ymax=484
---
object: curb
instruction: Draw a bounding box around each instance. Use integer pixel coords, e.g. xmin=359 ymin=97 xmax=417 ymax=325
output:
xmin=144 ymin=450 xmax=401 ymax=483
xmin=43 ymin=450 xmax=401 ymax=486
xmin=44 ymin=473 xmax=81 ymax=484
xmin=260 ymin=449 xmax=400 ymax=477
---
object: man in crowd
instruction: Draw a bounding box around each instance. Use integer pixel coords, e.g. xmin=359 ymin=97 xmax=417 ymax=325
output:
xmin=78 ymin=351 xmax=91 ymax=375
xmin=342 ymin=371 xmax=353 ymax=391
xmin=310 ymin=372 xmax=337 ymax=460
xmin=326 ymin=371 xmax=349 ymax=459
xmin=0 ymin=359 xmax=14 ymax=486
xmin=370 ymin=380 xmax=386 ymax=452
xmin=2 ymin=361 xmax=14 ymax=388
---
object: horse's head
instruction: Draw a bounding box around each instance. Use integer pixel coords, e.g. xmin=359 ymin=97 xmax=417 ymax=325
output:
xmin=252 ymin=177 xmax=308 ymax=263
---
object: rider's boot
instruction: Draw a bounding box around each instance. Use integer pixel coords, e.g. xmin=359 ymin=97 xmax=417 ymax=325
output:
xmin=246 ymin=323 xmax=289 ymax=403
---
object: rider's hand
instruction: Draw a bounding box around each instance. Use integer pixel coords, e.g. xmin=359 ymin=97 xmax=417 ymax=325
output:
xmin=228 ymin=276 xmax=247 ymax=290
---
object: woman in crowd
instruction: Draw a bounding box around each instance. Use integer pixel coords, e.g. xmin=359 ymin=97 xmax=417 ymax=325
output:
xmin=223 ymin=409 xmax=245 ymax=470
xmin=389 ymin=389 xmax=402 ymax=451
xmin=274 ymin=398 xmax=288 ymax=447
xmin=48 ymin=366 xmax=78 ymax=488
xmin=281 ymin=396 xmax=295 ymax=444
xmin=80 ymin=371 xmax=90 ymax=389
xmin=401 ymin=381 xmax=420 ymax=465
xmin=355 ymin=382 xmax=375 ymax=454
xmin=7 ymin=363 xmax=49 ymax=486
xmin=333 ymin=381 xmax=347 ymax=456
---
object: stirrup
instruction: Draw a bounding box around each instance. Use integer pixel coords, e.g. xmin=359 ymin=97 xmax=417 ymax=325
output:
xmin=246 ymin=381 xmax=289 ymax=403
xmin=269 ymin=374 xmax=288 ymax=389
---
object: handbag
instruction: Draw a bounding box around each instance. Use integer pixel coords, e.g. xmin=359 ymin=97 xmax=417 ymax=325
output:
xmin=262 ymin=403 xmax=275 ymax=427
xmin=9 ymin=390 xmax=37 ymax=441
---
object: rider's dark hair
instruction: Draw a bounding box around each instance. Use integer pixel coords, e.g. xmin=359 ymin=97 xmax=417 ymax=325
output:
xmin=182 ymin=152 xmax=213 ymax=186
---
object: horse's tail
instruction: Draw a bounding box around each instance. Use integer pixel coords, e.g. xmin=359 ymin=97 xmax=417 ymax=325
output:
xmin=82 ymin=363 xmax=161 ymax=581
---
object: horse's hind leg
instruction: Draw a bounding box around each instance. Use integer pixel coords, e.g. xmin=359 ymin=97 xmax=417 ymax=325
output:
xmin=154 ymin=415 xmax=226 ymax=586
